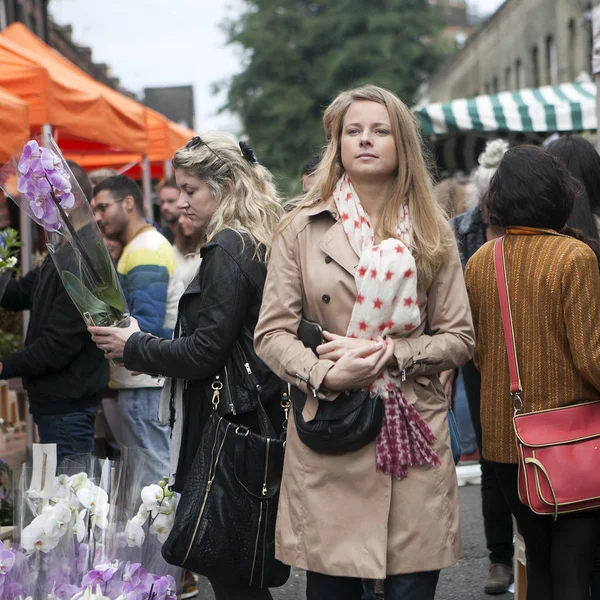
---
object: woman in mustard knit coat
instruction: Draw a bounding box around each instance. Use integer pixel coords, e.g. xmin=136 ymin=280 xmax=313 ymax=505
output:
xmin=465 ymin=145 xmax=600 ymax=600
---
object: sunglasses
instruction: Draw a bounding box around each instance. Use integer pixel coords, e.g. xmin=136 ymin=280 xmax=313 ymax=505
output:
xmin=93 ymin=197 xmax=125 ymax=215
xmin=185 ymin=136 xmax=258 ymax=165
xmin=185 ymin=136 xmax=226 ymax=163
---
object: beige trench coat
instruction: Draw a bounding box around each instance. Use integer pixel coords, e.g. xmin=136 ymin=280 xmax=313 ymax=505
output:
xmin=254 ymin=197 xmax=475 ymax=578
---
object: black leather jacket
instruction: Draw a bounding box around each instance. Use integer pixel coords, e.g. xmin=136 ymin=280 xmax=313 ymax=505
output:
xmin=123 ymin=228 xmax=280 ymax=491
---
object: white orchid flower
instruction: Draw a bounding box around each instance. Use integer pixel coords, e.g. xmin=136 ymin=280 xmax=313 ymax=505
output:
xmin=77 ymin=484 xmax=109 ymax=515
xmin=140 ymin=484 xmax=164 ymax=513
xmin=70 ymin=584 xmax=112 ymax=600
xmin=158 ymin=496 xmax=177 ymax=516
xmin=42 ymin=502 xmax=72 ymax=539
xmin=75 ymin=508 xmax=87 ymax=543
xmin=149 ymin=512 xmax=173 ymax=543
xmin=68 ymin=472 xmax=90 ymax=492
xmin=124 ymin=518 xmax=145 ymax=547
xmin=21 ymin=515 xmax=60 ymax=553
xmin=136 ymin=504 xmax=149 ymax=523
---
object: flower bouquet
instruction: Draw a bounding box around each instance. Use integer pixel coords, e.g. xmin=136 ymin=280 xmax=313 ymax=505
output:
xmin=0 ymin=139 xmax=129 ymax=329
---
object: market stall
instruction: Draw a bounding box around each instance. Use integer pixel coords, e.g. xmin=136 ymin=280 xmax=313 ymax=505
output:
xmin=415 ymin=81 xmax=596 ymax=172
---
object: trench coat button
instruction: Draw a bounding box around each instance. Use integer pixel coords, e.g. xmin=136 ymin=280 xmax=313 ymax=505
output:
xmin=322 ymin=294 xmax=330 ymax=304
xmin=325 ymin=256 xmax=332 ymax=264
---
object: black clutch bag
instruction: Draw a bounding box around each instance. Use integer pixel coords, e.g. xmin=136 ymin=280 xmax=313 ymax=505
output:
xmin=290 ymin=319 xmax=383 ymax=453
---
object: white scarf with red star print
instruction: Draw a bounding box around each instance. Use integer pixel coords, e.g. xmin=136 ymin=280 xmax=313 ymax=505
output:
xmin=334 ymin=173 xmax=441 ymax=479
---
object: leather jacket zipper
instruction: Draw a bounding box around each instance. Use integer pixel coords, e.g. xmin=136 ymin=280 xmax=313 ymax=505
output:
xmin=223 ymin=365 xmax=236 ymax=415
xmin=182 ymin=421 xmax=230 ymax=565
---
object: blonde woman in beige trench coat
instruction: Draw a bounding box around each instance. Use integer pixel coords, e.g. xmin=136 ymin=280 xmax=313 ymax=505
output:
xmin=255 ymin=85 xmax=475 ymax=600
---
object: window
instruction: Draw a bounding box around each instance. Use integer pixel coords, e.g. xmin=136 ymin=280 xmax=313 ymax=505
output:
xmin=531 ymin=46 xmax=540 ymax=87
xmin=0 ymin=0 xmax=7 ymax=30
xmin=492 ymin=76 xmax=499 ymax=94
xmin=546 ymin=35 xmax=558 ymax=85
xmin=568 ymin=19 xmax=576 ymax=80
xmin=515 ymin=58 xmax=524 ymax=88
xmin=505 ymin=66 xmax=512 ymax=90
xmin=485 ymin=81 xmax=491 ymax=94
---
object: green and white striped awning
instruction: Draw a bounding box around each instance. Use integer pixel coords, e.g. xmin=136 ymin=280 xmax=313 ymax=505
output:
xmin=416 ymin=81 xmax=596 ymax=136
xmin=414 ymin=81 xmax=596 ymax=172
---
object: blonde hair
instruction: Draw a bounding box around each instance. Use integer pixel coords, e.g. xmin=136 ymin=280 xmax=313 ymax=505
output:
xmin=172 ymin=132 xmax=282 ymax=261
xmin=283 ymin=84 xmax=452 ymax=287
xmin=471 ymin=139 xmax=509 ymax=199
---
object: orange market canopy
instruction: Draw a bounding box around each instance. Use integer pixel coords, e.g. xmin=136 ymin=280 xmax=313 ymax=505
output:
xmin=64 ymin=115 xmax=196 ymax=179
xmin=0 ymin=22 xmax=147 ymax=155
xmin=0 ymin=85 xmax=28 ymax=163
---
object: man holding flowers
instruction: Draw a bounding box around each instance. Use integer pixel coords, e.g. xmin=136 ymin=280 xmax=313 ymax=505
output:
xmin=0 ymin=161 xmax=108 ymax=463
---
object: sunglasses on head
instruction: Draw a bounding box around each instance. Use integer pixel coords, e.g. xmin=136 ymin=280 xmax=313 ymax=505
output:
xmin=185 ymin=136 xmax=258 ymax=165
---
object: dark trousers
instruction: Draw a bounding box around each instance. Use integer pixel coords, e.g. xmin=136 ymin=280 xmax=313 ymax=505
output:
xmin=33 ymin=405 xmax=98 ymax=465
xmin=308 ymin=570 xmax=439 ymax=600
xmin=462 ymin=360 xmax=514 ymax=566
xmin=493 ymin=462 xmax=600 ymax=600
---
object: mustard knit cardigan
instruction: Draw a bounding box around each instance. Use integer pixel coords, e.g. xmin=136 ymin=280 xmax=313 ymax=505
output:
xmin=464 ymin=228 xmax=600 ymax=463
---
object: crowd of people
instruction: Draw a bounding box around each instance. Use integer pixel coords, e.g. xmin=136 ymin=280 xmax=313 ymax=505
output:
xmin=1 ymin=83 xmax=600 ymax=600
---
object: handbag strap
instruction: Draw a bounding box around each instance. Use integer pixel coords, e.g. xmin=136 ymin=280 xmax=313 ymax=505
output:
xmin=493 ymin=237 xmax=523 ymax=399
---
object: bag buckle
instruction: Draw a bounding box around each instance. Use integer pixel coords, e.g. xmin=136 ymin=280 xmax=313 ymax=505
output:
xmin=281 ymin=392 xmax=291 ymax=430
xmin=212 ymin=376 xmax=224 ymax=410
xmin=511 ymin=391 xmax=523 ymax=415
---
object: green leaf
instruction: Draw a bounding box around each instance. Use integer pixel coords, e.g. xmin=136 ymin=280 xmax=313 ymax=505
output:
xmin=94 ymin=282 xmax=127 ymax=313
xmin=96 ymin=240 xmax=114 ymax=283
xmin=61 ymin=270 xmax=112 ymax=319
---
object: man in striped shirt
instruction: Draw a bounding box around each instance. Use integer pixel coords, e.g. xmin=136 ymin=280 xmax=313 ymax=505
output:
xmin=92 ymin=175 xmax=181 ymax=484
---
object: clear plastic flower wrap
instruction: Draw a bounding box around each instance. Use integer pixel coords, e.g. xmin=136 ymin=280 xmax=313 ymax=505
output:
xmin=9 ymin=448 xmax=182 ymax=599
xmin=110 ymin=447 xmax=182 ymax=594
xmin=0 ymin=138 xmax=129 ymax=329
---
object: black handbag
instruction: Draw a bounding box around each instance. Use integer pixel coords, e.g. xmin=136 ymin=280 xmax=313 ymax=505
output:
xmin=290 ymin=318 xmax=383 ymax=454
xmin=161 ymin=343 xmax=291 ymax=589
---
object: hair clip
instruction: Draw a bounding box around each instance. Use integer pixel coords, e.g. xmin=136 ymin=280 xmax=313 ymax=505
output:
xmin=239 ymin=141 xmax=258 ymax=165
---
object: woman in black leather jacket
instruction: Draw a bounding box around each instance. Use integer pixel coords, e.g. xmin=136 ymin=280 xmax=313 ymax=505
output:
xmin=89 ymin=133 xmax=283 ymax=600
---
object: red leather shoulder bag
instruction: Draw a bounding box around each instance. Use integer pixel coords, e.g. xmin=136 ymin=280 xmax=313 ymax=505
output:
xmin=494 ymin=236 xmax=600 ymax=519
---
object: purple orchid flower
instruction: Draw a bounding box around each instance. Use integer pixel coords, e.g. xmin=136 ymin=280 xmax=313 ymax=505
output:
xmin=17 ymin=140 xmax=42 ymax=174
xmin=81 ymin=561 xmax=119 ymax=589
xmin=52 ymin=582 xmax=81 ymax=600
xmin=0 ymin=548 xmax=15 ymax=575
xmin=151 ymin=574 xmax=177 ymax=600
xmin=16 ymin=140 xmax=79 ymax=231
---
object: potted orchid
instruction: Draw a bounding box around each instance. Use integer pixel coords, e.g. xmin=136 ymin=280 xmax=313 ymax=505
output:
xmin=0 ymin=139 xmax=129 ymax=330
xmin=124 ymin=478 xmax=176 ymax=549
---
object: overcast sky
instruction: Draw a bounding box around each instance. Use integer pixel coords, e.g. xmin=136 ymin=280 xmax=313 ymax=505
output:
xmin=48 ymin=0 xmax=506 ymax=133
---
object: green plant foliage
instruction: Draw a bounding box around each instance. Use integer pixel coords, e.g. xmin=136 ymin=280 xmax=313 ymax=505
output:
xmin=219 ymin=0 xmax=446 ymax=193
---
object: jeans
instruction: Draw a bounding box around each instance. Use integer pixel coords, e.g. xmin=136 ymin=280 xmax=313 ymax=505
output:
xmin=117 ymin=387 xmax=170 ymax=485
xmin=462 ymin=360 xmax=514 ymax=566
xmin=453 ymin=370 xmax=477 ymax=454
xmin=34 ymin=406 xmax=98 ymax=465
xmin=308 ymin=571 xmax=439 ymax=600
xmin=493 ymin=462 xmax=600 ymax=600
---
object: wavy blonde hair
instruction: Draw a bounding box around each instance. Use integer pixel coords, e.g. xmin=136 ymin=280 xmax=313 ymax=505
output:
xmin=284 ymin=85 xmax=452 ymax=286
xmin=172 ymin=132 xmax=282 ymax=261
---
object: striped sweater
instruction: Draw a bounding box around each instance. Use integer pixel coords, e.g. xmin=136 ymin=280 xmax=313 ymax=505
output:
xmin=464 ymin=228 xmax=600 ymax=463
xmin=111 ymin=225 xmax=182 ymax=389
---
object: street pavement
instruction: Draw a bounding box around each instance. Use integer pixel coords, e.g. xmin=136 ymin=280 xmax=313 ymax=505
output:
xmin=194 ymin=484 xmax=515 ymax=599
